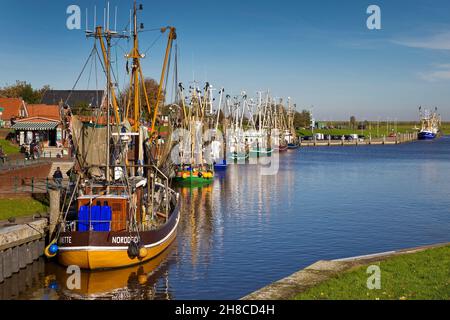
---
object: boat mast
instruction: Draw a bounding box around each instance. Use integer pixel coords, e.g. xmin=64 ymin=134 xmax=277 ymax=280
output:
xmin=87 ymin=7 xmax=128 ymax=185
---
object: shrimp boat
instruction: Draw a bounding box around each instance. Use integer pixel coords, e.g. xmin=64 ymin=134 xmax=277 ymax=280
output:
xmin=173 ymin=82 xmax=215 ymax=186
xmin=418 ymin=107 xmax=441 ymax=140
xmin=45 ymin=3 xmax=180 ymax=270
xmin=286 ymin=99 xmax=299 ymax=149
xmin=211 ymin=88 xmax=228 ymax=171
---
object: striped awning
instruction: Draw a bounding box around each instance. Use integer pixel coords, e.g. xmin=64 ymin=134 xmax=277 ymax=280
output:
xmin=12 ymin=122 xmax=59 ymax=131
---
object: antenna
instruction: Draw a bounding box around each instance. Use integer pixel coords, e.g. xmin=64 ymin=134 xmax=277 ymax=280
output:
xmin=107 ymin=2 xmax=110 ymax=31
xmin=129 ymin=10 xmax=132 ymax=36
xmin=115 ymin=6 xmax=118 ymax=32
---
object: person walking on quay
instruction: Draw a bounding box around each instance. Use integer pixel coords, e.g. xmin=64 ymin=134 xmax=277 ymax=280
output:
xmin=0 ymin=146 xmax=7 ymax=164
xmin=53 ymin=167 xmax=64 ymax=189
xmin=33 ymin=142 xmax=40 ymax=159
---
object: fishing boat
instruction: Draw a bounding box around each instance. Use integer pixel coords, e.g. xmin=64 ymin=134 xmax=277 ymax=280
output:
xmin=214 ymin=159 xmax=228 ymax=171
xmin=276 ymin=144 xmax=288 ymax=152
xmin=45 ymin=3 xmax=180 ymax=270
xmin=173 ymin=165 xmax=214 ymax=186
xmin=249 ymin=146 xmax=273 ymax=157
xmin=47 ymin=242 xmax=174 ymax=299
xmin=418 ymin=107 xmax=441 ymax=140
xmin=230 ymin=152 xmax=249 ymax=161
xmin=226 ymin=92 xmax=250 ymax=162
xmin=288 ymin=142 xmax=299 ymax=149
xmin=211 ymin=88 xmax=228 ymax=171
xmin=173 ymin=83 xmax=215 ymax=186
xmin=286 ymin=99 xmax=299 ymax=149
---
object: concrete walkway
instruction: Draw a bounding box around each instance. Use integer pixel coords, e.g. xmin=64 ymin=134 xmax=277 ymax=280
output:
xmin=242 ymin=242 xmax=450 ymax=300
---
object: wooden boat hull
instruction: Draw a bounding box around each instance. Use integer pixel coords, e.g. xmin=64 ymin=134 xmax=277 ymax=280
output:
xmin=49 ymin=242 xmax=174 ymax=298
xmin=57 ymin=201 xmax=180 ymax=270
xmin=275 ymin=145 xmax=288 ymax=152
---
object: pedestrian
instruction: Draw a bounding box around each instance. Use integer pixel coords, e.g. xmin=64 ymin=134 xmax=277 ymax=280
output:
xmin=0 ymin=146 xmax=6 ymax=164
xmin=53 ymin=167 xmax=63 ymax=189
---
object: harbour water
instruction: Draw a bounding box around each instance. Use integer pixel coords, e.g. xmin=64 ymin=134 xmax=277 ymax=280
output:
xmin=8 ymin=137 xmax=450 ymax=300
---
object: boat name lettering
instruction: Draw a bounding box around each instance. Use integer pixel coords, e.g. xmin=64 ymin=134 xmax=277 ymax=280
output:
xmin=111 ymin=236 xmax=139 ymax=244
xmin=59 ymin=236 xmax=72 ymax=244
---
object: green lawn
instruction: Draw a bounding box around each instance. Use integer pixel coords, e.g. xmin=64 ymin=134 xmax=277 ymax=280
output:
xmin=0 ymin=139 xmax=20 ymax=155
xmin=295 ymin=245 xmax=450 ymax=300
xmin=441 ymin=122 xmax=450 ymax=135
xmin=0 ymin=198 xmax=48 ymax=220
xmin=298 ymin=122 xmax=450 ymax=137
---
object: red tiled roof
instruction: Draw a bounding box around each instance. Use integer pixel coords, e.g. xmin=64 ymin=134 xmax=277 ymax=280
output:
xmin=26 ymin=104 xmax=60 ymax=120
xmin=0 ymin=97 xmax=25 ymax=120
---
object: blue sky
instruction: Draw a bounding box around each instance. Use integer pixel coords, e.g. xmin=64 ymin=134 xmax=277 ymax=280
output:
xmin=0 ymin=0 xmax=449 ymax=120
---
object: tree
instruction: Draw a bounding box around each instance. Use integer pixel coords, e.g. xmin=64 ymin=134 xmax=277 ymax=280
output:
xmin=120 ymin=78 xmax=163 ymax=120
xmin=71 ymin=102 xmax=92 ymax=116
xmin=0 ymin=81 xmax=50 ymax=104
xmin=294 ymin=110 xmax=311 ymax=129
xmin=350 ymin=116 xmax=357 ymax=129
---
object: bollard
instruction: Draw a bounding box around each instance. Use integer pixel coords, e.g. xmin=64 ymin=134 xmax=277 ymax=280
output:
xmin=49 ymin=189 xmax=61 ymax=238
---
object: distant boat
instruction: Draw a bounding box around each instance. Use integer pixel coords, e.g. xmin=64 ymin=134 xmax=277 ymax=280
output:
xmin=214 ymin=159 xmax=228 ymax=171
xmin=230 ymin=152 xmax=249 ymax=161
xmin=249 ymin=147 xmax=273 ymax=157
xmin=418 ymin=130 xmax=437 ymax=140
xmin=276 ymin=144 xmax=288 ymax=152
xmin=418 ymin=107 xmax=441 ymax=140
xmin=288 ymin=143 xmax=299 ymax=149
xmin=173 ymin=167 xmax=214 ymax=187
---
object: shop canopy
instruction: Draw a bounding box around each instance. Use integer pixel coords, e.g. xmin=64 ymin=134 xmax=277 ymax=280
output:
xmin=12 ymin=122 xmax=59 ymax=131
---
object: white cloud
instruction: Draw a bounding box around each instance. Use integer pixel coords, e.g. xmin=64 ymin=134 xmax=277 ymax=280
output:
xmin=393 ymin=31 xmax=450 ymax=50
xmin=419 ymin=64 xmax=450 ymax=82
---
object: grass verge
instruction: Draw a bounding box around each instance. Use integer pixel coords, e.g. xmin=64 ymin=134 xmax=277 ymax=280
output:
xmin=0 ymin=139 xmax=20 ymax=155
xmin=0 ymin=198 xmax=48 ymax=220
xmin=295 ymin=245 xmax=450 ymax=300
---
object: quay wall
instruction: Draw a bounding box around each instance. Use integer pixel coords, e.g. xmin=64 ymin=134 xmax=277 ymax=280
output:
xmin=0 ymin=219 xmax=47 ymax=283
xmin=242 ymin=242 xmax=449 ymax=300
xmin=300 ymin=132 xmax=418 ymax=147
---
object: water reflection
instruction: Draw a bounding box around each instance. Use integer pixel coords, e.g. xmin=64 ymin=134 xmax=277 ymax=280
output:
xmin=47 ymin=242 xmax=176 ymax=300
xmin=177 ymin=185 xmax=216 ymax=267
xmin=0 ymin=258 xmax=46 ymax=300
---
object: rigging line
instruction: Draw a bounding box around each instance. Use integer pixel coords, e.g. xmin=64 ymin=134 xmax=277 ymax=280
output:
xmin=53 ymin=175 xmax=81 ymax=241
xmin=93 ymin=44 xmax=123 ymax=114
xmin=87 ymin=48 xmax=95 ymax=91
xmin=115 ymin=45 xmax=120 ymax=95
xmin=172 ymin=44 xmax=178 ymax=104
xmin=65 ymin=45 xmax=97 ymax=106
xmin=139 ymin=28 xmax=163 ymax=33
xmin=95 ymin=46 xmax=99 ymax=108
xmin=143 ymin=32 xmax=164 ymax=55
